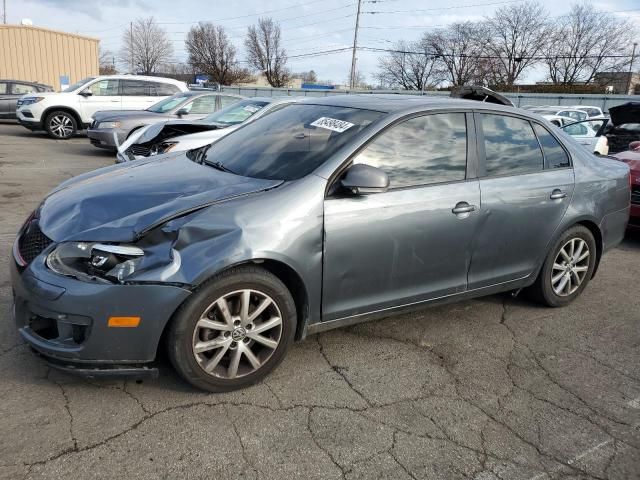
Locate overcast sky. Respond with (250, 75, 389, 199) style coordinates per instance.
(9, 0, 640, 85)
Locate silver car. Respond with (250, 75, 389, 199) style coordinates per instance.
(11, 95, 630, 392)
(87, 91, 244, 150)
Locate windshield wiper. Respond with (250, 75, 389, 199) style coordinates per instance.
(204, 159, 236, 175)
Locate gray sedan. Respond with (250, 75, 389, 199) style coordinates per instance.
(11, 96, 630, 392)
(87, 91, 244, 150)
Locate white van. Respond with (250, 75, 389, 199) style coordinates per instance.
(16, 75, 188, 139)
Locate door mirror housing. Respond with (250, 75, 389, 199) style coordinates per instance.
(176, 108, 189, 117)
(340, 164, 389, 195)
(79, 89, 92, 97)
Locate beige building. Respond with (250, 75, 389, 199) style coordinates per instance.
(594, 71, 640, 95)
(0, 24, 99, 90)
(236, 73, 303, 89)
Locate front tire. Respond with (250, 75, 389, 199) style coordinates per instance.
(530, 225, 597, 307)
(45, 110, 77, 139)
(167, 266, 296, 392)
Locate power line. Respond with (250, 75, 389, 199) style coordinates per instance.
(363, 0, 525, 14)
(358, 45, 639, 61)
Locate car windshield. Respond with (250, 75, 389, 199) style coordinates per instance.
(147, 94, 191, 113)
(202, 99, 270, 126)
(62, 77, 95, 93)
(203, 104, 382, 181)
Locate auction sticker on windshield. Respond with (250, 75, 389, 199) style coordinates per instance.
(243, 105, 261, 113)
(310, 117, 355, 133)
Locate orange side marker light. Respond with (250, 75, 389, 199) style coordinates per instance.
(108, 316, 141, 328)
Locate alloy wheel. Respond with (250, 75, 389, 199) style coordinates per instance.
(50, 114, 74, 138)
(551, 238, 590, 297)
(191, 289, 283, 379)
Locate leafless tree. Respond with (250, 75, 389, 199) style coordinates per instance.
(376, 40, 445, 90)
(299, 70, 318, 84)
(544, 3, 637, 85)
(185, 22, 251, 85)
(99, 47, 116, 75)
(245, 18, 289, 87)
(422, 22, 488, 86)
(484, 1, 551, 87)
(119, 17, 173, 74)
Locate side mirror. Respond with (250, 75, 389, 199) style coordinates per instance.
(176, 108, 189, 117)
(340, 164, 389, 195)
(79, 89, 92, 97)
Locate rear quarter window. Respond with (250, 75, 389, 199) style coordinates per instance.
(155, 83, 180, 96)
(533, 124, 571, 169)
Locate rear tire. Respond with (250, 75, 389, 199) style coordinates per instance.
(167, 266, 296, 392)
(530, 225, 597, 307)
(45, 110, 77, 139)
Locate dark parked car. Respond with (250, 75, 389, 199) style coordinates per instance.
(604, 102, 640, 154)
(0, 80, 52, 119)
(11, 96, 630, 392)
(87, 91, 244, 150)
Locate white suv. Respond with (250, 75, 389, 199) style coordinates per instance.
(16, 75, 188, 139)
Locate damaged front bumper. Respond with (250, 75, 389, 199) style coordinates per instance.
(10, 247, 192, 376)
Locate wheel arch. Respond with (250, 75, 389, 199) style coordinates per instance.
(575, 219, 603, 278)
(529, 216, 604, 288)
(41, 106, 82, 129)
(157, 257, 311, 360)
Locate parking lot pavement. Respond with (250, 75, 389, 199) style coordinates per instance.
(0, 121, 638, 479)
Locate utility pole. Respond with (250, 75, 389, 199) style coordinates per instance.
(3, 0, 6, 24)
(627, 42, 638, 95)
(130, 21, 134, 74)
(349, 0, 362, 90)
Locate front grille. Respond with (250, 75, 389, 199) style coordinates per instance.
(18, 220, 53, 264)
(632, 186, 640, 205)
(125, 144, 151, 157)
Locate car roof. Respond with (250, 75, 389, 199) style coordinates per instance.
(0, 79, 49, 86)
(96, 75, 185, 86)
(178, 91, 241, 98)
(293, 94, 520, 114)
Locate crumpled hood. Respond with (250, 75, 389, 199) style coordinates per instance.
(174, 125, 240, 142)
(92, 110, 166, 122)
(39, 155, 283, 242)
(135, 120, 222, 145)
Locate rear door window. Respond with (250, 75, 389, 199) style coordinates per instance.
(481, 114, 544, 176)
(121, 80, 150, 96)
(533, 124, 571, 169)
(154, 82, 180, 96)
(12, 83, 37, 95)
(0, 83, 7, 94)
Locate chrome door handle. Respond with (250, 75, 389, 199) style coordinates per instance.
(550, 189, 567, 200)
(452, 202, 476, 215)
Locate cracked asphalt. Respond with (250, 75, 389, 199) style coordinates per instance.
(1, 122, 639, 480)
